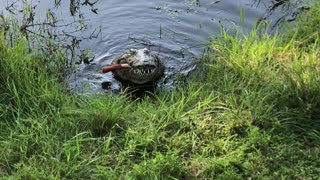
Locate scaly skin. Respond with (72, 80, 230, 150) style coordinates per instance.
(102, 48, 165, 84)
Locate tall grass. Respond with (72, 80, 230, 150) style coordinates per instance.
(1, 1, 320, 179)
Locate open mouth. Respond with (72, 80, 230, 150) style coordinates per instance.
(102, 64, 156, 76)
(131, 67, 155, 75)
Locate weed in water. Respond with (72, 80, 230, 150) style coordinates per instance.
(1, 1, 320, 179)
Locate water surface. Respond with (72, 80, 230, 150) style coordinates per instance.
(0, 0, 285, 94)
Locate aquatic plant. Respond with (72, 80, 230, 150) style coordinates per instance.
(0, 0, 320, 179)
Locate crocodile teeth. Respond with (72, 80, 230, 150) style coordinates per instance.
(134, 69, 140, 74)
(133, 68, 155, 75)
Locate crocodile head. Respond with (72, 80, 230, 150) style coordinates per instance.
(102, 48, 165, 84)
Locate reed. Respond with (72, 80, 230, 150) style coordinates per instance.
(1, 1, 320, 179)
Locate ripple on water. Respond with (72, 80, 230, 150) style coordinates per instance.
(0, 0, 282, 94)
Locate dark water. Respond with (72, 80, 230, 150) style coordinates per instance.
(0, 0, 288, 94)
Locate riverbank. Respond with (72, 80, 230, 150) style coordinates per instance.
(1, 1, 319, 179)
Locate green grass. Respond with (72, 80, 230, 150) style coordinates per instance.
(1, 2, 320, 179)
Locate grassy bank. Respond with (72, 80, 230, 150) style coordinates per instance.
(1, 2, 320, 179)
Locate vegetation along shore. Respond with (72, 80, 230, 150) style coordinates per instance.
(0, 1, 319, 179)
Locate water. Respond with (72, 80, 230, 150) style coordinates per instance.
(0, 0, 287, 94)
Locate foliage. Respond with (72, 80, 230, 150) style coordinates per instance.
(1, 1, 320, 179)
(3, 0, 99, 71)
(285, 1, 320, 47)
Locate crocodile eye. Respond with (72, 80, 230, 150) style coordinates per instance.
(143, 48, 149, 54)
(129, 48, 137, 55)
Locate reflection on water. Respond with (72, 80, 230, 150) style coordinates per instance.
(0, 0, 299, 94)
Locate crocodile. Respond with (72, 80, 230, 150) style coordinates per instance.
(102, 48, 165, 84)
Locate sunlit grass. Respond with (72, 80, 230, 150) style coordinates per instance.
(1, 1, 320, 179)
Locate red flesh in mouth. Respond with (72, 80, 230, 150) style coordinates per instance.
(102, 64, 130, 73)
